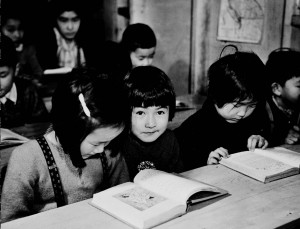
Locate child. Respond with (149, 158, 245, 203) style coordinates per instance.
(175, 48, 269, 171)
(1, 67, 130, 222)
(121, 23, 157, 69)
(1, 7, 43, 78)
(35, 0, 100, 71)
(122, 66, 183, 180)
(265, 48, 300, 145)
(0, 34, 49, 128)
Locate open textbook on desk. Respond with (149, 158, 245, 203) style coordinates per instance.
(91, 169, 227, 229)
(220, 147, 300, 183)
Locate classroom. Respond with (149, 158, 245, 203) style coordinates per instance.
(1, 0, 300, 228)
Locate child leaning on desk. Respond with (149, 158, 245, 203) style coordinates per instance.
(1, 67, 131, 223)
(265, 48, 300, 146)
(174, 46, 270, 171)
(122, 66, 184, 181)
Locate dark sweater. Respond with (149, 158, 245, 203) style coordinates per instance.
(1, 78, 50, 128)
(266, 97, 300, 146)
(123, 129, 184, 181)
(174, 99, 270, 171)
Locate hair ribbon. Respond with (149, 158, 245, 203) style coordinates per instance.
(78, 93, 91, 117)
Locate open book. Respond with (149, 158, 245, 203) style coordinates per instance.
(91, 169, 227, 229)
(219, 147, 300, 183)
(0, 128, 29, 147)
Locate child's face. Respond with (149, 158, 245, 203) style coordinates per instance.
(280, 76, 300, 108)
(0, 66, 14, 98)
(57, 11, 81, 41)
(131, 106, 169, 143)
(215, 99, 257, 123)
(130, 47, 155, 68)
(2, 18, 24, 47)
(80, 125, 124, 159)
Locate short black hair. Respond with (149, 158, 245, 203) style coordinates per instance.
(207, 50, 267, 108)
(121, 23, 157, 52)
(51, 67, 130, 168)
(124, 66, 176, 121)
(0, 34, 18, 68)
(266, 48, 300, 86)
(50, 0, 83, 19)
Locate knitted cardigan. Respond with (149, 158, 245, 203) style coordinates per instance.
(1, 136, 130, 223)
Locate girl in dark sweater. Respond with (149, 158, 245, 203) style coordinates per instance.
(175, 47, 270, 171)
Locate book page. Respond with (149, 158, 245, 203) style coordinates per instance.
(115, 186, 167, 211)
(255, 148, 300, 168)
(43, 67, 72, 75)
(220, 151, 297, 182)
(0, 128, 29, 146)
(134, 169, 221, 205)
(91, 182, 186, 229)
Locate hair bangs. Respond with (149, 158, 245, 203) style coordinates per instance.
(130, 87, 171, 109)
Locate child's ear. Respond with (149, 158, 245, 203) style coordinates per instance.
(271, 82, 282, 96)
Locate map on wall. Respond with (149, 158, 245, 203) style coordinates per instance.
(217, 0, 265, 43)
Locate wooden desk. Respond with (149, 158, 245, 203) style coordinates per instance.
(2, 162, 300, 229)
(168, 94, 205, 130)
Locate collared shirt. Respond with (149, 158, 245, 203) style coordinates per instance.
(272, 96, 294, 118)
(0, 83, 17, 105)
(54, 28, 85, 68)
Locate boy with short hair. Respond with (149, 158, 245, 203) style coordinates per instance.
(0, 34, 49, 128)
(121, 23, 157, 69)
(123, 66, 183, 180)
(265, 48, 300, 145)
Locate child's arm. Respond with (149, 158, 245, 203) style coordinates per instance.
(285, 125, 300, 145)
(207, 147, 229, 165)
(247, 135, 268, 151)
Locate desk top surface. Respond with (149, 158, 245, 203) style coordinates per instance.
(2, 162, 300, 229)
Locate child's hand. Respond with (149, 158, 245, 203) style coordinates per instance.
(207, 147, 229, 165)
(285, 125, 300, 145)
(247, 135, 268, 151)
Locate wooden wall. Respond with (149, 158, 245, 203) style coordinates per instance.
(130, 0, 192, 96)
(105, 0, 300, 96)
(192, 0, 287, 94)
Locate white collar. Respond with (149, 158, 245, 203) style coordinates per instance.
(0, 83, 17, 104)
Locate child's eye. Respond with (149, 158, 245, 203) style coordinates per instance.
(157, 110, 165, 115)
(0, 72, 8, 78)
(58, 17, 68, 23)
(233, 104, 241, 108)
(72, 17, 80, 23)
(136, 111, 145, 116)
(248, 104, 257, 108)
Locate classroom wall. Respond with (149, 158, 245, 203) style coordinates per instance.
(130, 0, 192, 96)
(106, 0, 300, 96)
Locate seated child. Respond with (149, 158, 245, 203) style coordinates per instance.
(1, 7, 43, 78)
(0, 34, 49, 128)
(175, 48, 269, 171)
(123, 66, 184, 180)
(35, 0, 99, 71)
(265, 48, 300, 145)
(1, 67, 130, 222)
(121, 23, 157, 69)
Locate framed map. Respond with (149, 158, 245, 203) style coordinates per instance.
(217, 0, 265, 43)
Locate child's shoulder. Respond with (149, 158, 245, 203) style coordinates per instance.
(9, 139, 44, 165)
